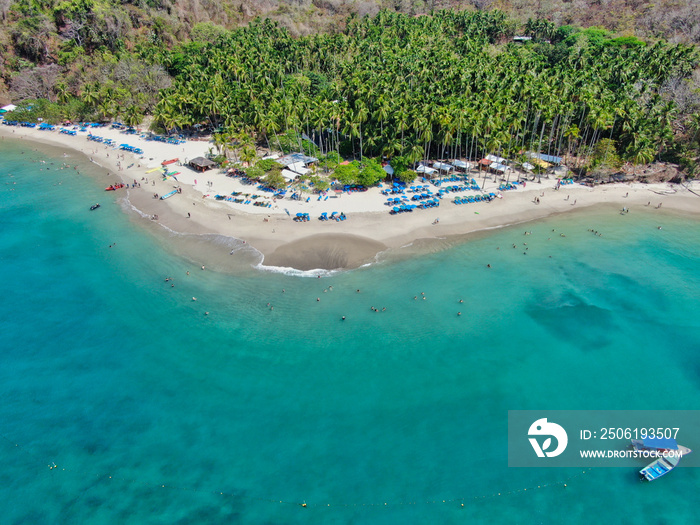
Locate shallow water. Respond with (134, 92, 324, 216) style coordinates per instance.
(1, 140, 699, 524)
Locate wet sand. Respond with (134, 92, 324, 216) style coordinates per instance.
(263, 233, 387, 270)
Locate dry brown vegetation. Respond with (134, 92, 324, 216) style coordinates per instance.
(162, 0, 700, 42)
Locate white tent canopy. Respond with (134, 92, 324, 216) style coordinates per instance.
(383, 164, 394, 175)
(486, 154, 507, 164)
(415, 165, 437, 175)
(489, 162, 510, 173)
(432, 162, 453, 172)
(527, 152, 562, 164)
(522, 162, 535, 171)
(281, 169, 298, 181)
(451, 160, 472, 169)
(1, 104, 17, 112)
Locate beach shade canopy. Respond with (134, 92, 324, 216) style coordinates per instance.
(451, 160, 472, 169)
(383, 164, 395, 176)
(527, 152, 562, 165)
(189, 156, 217, 172)
(1, 104, 17, 112)
(281, 169, 298, 181)
(489, 162, 510, 173)
(485, 154, 508, 164)
(522, 162, 536, 171)
(415, 165, 437, 175)
(478, 158, 492, 166)
(432, 162, 453, 172)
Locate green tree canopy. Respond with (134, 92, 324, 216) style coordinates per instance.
(333, 163, 360, 184)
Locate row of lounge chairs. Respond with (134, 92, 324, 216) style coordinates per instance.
(389, 198, 440, 214)
(437, 184, 480, 196)
(147, 134, 185, 145)
(2, 120, 102, 129)
(319, 212, 347, 221)
(119, 144, 144, 155)
(411, 193, 434, 201)
(432, 175, 471, 185)
(2, 120, 41, 128)
(498, 182, 522, 191)
(453, 193, 496, 205)
(87, 134, 115, 145)
(380, 181, 407, 196)
(214, 194, 273, 207)
(294, 213, 311, 222)
(407, 184, 432, 193)
(341, 185, 367, 193)
(256, 185, 286, 198)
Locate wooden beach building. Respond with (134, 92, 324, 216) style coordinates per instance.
(189, 157, 217, 172)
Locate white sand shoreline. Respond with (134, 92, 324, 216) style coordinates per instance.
(3, 124, 699, 271)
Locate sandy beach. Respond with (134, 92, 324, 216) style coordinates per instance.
(2, 124, 699, 271)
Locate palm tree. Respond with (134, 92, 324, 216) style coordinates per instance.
(240, 145, 257, 166)
(123, 106, 143, 128)
(54, 83, 70, 105)
(81, 83, 99, 109)
(630, 145, 655, 175)
(137, 9, 693, 177)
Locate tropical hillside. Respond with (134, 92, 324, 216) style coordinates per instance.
(1, 5, 699, 178)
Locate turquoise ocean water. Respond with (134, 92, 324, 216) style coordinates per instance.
(1, 139, 699, 524)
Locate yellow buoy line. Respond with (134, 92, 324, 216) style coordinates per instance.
(3, 433, 588, 508)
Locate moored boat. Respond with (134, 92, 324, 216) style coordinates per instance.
(631, 438, 692, 481)
(161, 158, 179, 166)
(105, 183, 125, 191)
(90, 203, 100, 210)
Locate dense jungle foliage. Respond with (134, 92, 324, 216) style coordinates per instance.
(1, 4, 699, 175)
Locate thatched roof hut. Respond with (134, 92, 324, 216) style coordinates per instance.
(189, 157, 217, 172)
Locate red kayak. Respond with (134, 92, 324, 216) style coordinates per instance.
(161, 158, 179, 166)
(105, 183, 125, 191)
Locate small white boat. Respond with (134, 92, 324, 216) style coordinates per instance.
(631, 438, 692, 481)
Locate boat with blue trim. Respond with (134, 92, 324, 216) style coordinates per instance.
(631, 438, 691, 481)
